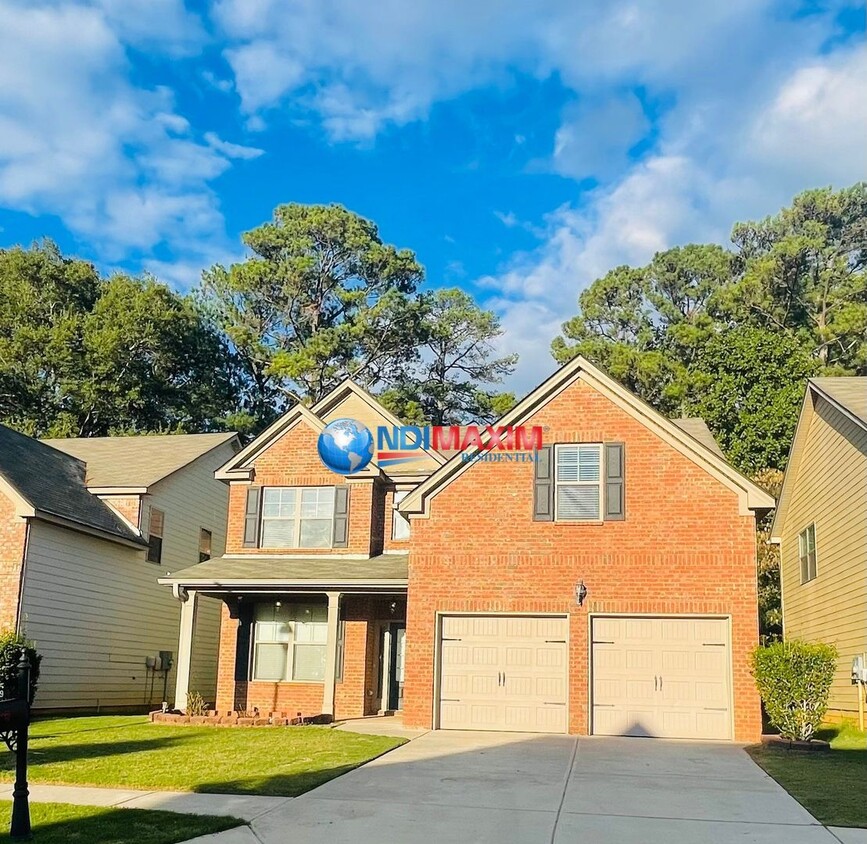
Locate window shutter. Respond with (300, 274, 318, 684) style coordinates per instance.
(234, 602, 254, 682)
(332, 486, 350, 548)
(533, 446, 554, 521)
(604, 442, 625, 521)
(243, 487, 262, 548)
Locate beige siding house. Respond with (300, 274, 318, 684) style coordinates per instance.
(772, 377, 867, 717)
(0, 426, 238, 711)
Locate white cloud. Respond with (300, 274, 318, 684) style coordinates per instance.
(94, 0, 207, 56)
(0, 0, 258, 260)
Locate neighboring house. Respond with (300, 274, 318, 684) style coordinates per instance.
(771, 377, 867, 719)
(163, 358, 773, 741)
(0, 426, 238, 710)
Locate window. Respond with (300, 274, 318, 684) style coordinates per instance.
(555, 444, 602, 521)
(199, 528, 212, 563)
(392, 490, 410, 540)
(799, 524, 817, 583)
(253, 603, 328, 682)
(261, 487, 335, 548)
(146, 507, 164, 564)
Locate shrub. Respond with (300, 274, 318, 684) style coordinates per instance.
(752, 640, 838, 741)
(186, 690, 208, 716)
(0, 629, 42, 705)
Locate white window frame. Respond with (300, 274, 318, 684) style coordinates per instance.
(798, 523, 818, 584)
(392, 490, 411, 541)
(252, 602, 329, 682)
(260, 487, 336, 549)
(554, 443, 603, 522)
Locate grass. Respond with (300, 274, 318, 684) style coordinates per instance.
(0, 716, 404, 797)
(0, 801, 242, 844)
(747, 721, 867, 828)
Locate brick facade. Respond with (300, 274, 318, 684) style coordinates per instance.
(0, 490, 27, 628)
(402, 379, 762, 741)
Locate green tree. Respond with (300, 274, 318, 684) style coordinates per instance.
(379, 288, 517, 425)
(199, 204, 424, 426)
(752, 468, 784, 643)
(685, 326, 819, 473)
(0, 241, 238, 437)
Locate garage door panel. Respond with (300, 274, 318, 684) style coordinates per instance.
(438, 615, 568, 733)
(592, 616, 732, 741)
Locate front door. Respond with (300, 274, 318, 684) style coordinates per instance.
(380, 622, 406, 711)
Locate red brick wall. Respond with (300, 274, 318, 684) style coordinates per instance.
(225, 423, 377, 556)
(0, 491, 27, 628)
(402, 379, 762, 741)
(99, 495, 142, 530)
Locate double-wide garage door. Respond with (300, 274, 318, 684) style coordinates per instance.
(437, 613, 732, 740)
(438, 615, 568, 733)
(591, 616, 732, 740)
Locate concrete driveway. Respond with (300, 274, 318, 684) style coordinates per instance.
(245, 731, 842, 844)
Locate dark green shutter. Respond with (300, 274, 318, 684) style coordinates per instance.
(604, 443, 625, 521)
(234, 602, 254, 682)
(533, 446, 554, 521)
(333, 486, 349, 547)
(243, 486, 261, 548)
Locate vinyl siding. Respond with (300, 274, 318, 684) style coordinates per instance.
(19, 440, 235, 710)
(780, 395, 867, 713)
(142, 440, 237, 704)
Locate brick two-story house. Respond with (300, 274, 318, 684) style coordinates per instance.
(163, 357, 773, 740)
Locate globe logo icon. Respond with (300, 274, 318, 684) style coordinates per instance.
(317, 418, 375, 475)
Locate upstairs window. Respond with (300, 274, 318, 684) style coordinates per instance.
(199, 528, 212, 563)
(392, 490, 410, 540)
(147, 507, 165, 564)
(252, 603, 328, 682)
(555, 444, 602, 521)
(259, 487, 340, 549)
(799, 524, 817, 583)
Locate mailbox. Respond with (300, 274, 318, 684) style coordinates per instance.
(0, 699, 28, 732)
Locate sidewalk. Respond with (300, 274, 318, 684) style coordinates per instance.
(0, 782, 290, 822)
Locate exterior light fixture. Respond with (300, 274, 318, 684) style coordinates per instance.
(575, 581, 588, 607)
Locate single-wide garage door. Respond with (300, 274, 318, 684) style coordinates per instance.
(592, 616, 732, 740)
(438, 615, 568, 733)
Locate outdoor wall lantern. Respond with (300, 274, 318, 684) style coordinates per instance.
(575, 581, 588, 607)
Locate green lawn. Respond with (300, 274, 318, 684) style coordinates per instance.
(747, 722, 867, 828)
(0, 716, 404, 796)
(0, 801, 242, 844)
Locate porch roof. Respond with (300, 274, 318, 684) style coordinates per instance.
(159, 552, 408, 591)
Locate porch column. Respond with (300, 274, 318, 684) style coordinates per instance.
(173, 589, 198, 711)
(321, 591, 342, 719)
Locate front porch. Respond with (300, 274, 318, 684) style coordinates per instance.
(161, 554, 409, 724)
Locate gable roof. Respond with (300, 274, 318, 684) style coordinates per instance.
(672, 418, 726, 458)
(0, 424, 146, 547)
(41, 432, 238, 490)
(399, 355, 775, 518)
(771, 377, 867, 540)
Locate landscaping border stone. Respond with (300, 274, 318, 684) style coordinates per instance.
(149, 709, 333, 727)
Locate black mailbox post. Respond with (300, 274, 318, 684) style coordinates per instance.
(0, 654, 32, 840)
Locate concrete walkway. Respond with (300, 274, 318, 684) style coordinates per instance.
(0, 782, 289, 821)
(188, 732, 862, 843)
(332, 713, 429, 740)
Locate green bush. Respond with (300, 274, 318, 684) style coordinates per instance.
(0, 629, 42, 704)
(752, 640, 838, 741)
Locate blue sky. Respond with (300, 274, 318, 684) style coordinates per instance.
(0, 1, 864, 391)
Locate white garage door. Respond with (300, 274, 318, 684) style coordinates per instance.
(592, 616, 732, 740)
(438, 615, 568, 733)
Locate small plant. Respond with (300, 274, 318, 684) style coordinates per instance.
(186, 690, 208, 716)
(0, 628, 42, 704)
(752, 640, 838, 741)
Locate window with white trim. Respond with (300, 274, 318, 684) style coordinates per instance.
(798, 523, 817, 583)
(252, 603, 328, 682)
(554, 444, 602, 521)
(392, 490, 410, 540)
(261, 487, 335, 548)
(147, 507, 165, 564)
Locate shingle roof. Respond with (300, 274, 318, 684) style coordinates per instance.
(0, 424, 145, 545)
(810, 377, 867, 426)
(162, 553, 408, 586)
(672, 418, 726, 458)
(41, 432, 237, 489)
